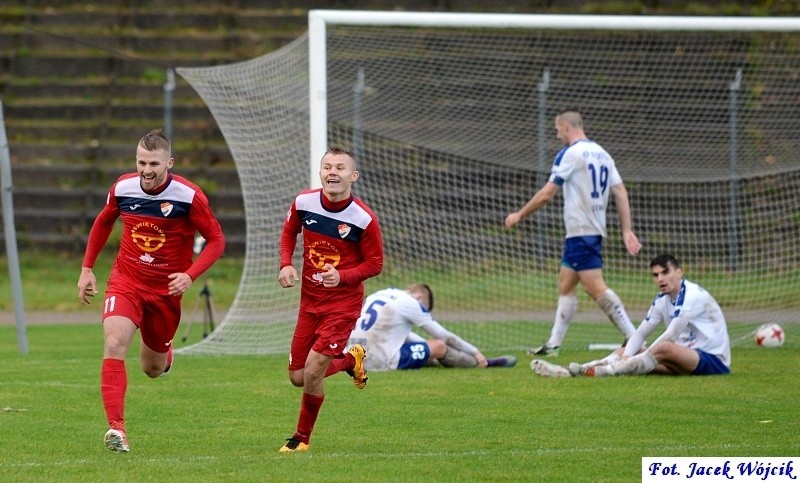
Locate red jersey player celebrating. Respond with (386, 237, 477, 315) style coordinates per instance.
(77, 129, 225, 453)
(278, 146, 384, 453)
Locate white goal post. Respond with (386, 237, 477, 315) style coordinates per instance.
(176, 11, 800, 355)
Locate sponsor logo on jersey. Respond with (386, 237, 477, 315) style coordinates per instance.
(139, 253, 155, 263)
(132, 221, 166, 252)
(305, 219, 318, 225)
(130, 203, 141, 211)
(308, 240, 341, 269)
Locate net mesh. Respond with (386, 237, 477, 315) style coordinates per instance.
(176, 23, 800, 355)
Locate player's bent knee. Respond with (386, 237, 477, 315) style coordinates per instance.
(142, 365, 163, 378)
(428, 339, 447, 359)
(288, 373, 304, 387)
(650, 341, 682, 360)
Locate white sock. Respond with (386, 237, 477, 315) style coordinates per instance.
(596, 289, 636, 339)
(605, 351, 658, 376)
(582, 352, 620, 372)
(438, 347, 478, 368)
(547, 295, 577, 347)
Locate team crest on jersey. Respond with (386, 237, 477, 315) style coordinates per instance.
(338, 223, 351, 238)
(160, 202, 173, 217)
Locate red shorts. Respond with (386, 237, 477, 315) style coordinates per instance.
(103, 275, 182, 353)
(288, 307, 360, 371)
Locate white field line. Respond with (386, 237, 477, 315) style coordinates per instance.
(0, 442, 785, 469)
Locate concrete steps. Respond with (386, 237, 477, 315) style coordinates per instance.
(0, 2, 304, 255)
(0, 2, 307, 165)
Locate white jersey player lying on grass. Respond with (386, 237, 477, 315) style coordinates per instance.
(532, 254, 731, 378)
(348, 284, 517, 371)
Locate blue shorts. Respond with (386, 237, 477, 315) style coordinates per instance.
(561, 236, 604, 272)
(397, 341, 431, 370)
(692, 350, 730, 375)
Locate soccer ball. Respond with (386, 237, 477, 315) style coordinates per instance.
(754, 323, 785, 348)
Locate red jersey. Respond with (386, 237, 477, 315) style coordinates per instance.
(82, 172, 225, 296)
(280, 189, 383, 312)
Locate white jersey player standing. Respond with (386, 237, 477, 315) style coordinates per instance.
(347, 284, 516, 371)
(504, 109, 641, 356)
(533, 254, 731, 378)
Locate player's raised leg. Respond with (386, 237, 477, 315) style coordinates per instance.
(346, 344, 368, 389)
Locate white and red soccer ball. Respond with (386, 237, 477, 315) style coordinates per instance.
(754, 323, 785, 348)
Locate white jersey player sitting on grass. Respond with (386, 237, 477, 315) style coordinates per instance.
(532, 254, 731, 378)
(348, 284, 517, 371)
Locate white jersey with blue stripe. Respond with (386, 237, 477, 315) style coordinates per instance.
(637, 279, 731, 367)
(549, 139, 622, 238)
(348, 288, 479, 371)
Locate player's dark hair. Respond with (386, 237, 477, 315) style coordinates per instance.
(139, 128, 171, 154)
(650, 254, 681, 270)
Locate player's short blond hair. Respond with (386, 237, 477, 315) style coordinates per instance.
(321, 145, 357, 168)
(555, 110, 583, 129)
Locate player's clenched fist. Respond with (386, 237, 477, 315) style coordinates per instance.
(320, 263, 340, 287)
(278, 265, 300, 288)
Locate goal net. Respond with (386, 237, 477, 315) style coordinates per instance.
(176, 12, 800, 355)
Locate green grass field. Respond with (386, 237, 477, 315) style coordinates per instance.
(1, 323, 797, 482)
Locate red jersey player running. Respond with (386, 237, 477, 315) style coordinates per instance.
(278, 146, 384, 453)
(77, 129, 225, 453)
